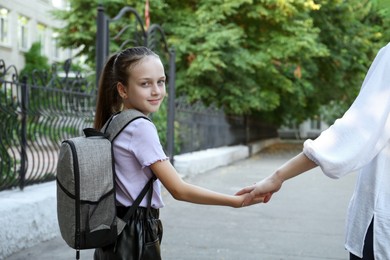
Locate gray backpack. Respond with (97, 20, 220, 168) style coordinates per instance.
(56, 109, 154, 259)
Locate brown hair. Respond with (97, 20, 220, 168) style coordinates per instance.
(94, 46, 159, 129)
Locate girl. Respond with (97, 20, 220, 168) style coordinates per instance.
(93, 46, 263, 260)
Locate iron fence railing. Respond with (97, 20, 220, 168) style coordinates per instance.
(175, 97, 277, 154)
(0, 59, 277, 191)
(0, 59, 95, 191)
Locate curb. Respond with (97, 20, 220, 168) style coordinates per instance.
(174, 138, 280, 177)
(0, 182, 59, 259)
(0, 138, 280, 259)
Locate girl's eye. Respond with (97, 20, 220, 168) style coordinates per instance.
(140, 80, 165, 87)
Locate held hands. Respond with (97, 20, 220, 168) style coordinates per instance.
(236, 174, 284, 206)
(235, 193, 265, 208)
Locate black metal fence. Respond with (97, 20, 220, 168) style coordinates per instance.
(0, 59, 277, 191)
(175, 97, 277, 154)
(0, 60, 95, 191)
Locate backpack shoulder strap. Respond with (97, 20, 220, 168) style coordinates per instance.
(103, 110, 156, 223)
(102, 109, 150, 142)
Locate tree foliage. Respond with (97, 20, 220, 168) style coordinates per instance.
(314, 0, 390, 124)
(20, 42, 50, 82)
(52, 0, 390, 126)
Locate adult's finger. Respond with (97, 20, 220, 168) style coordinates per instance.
(263, 193, 273, 203)
(235, 185, 255, 196)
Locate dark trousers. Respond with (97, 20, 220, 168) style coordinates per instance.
(350, 219, 374, 260)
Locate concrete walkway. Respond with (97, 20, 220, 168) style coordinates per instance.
(2, 140, 357, 259)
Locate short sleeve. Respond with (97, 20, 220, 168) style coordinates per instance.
(127, 118, 169, 167)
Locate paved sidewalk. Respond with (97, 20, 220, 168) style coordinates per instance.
(5, 142, 356, 260)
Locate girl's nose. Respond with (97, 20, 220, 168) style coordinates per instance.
(152, 83, 161, 95)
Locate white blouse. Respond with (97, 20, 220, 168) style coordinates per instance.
(303, 42, 390, 259)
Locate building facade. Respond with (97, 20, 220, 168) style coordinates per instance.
(0, 0, 71, 72)
(278, 117, 329, 140)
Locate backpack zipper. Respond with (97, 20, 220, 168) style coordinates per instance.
(65, 140, 81, 251)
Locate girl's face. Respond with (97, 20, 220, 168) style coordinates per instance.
(119, 56, 166, 115)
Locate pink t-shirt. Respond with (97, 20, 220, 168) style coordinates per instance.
(113, 117, 168, 209)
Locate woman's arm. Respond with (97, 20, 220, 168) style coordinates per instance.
(275, 152, 318, 181)
(150, 160, 264, 208)
(236, 152, 318, 204)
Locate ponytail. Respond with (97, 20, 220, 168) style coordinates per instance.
(94, 54, 121, 129)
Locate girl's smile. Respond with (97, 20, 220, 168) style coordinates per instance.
(148, 98, 162, 105)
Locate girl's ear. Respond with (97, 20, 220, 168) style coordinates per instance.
(117, 82, 128, 99)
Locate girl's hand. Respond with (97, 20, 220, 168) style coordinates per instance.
(236, 174, 283, 206)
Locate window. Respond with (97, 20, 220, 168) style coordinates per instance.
(310, 116, 321, 130)
(37, 23, 47, 55)
(52, 32, 60, 59)
(18, 15, 29, 50)
(0, 7, 9, 45)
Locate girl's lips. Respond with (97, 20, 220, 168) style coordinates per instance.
(148, 99, 161, 105)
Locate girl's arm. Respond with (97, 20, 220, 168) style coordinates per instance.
(150, 160, 263, 208)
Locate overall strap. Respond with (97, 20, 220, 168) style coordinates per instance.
(122, 176, 157, 222)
